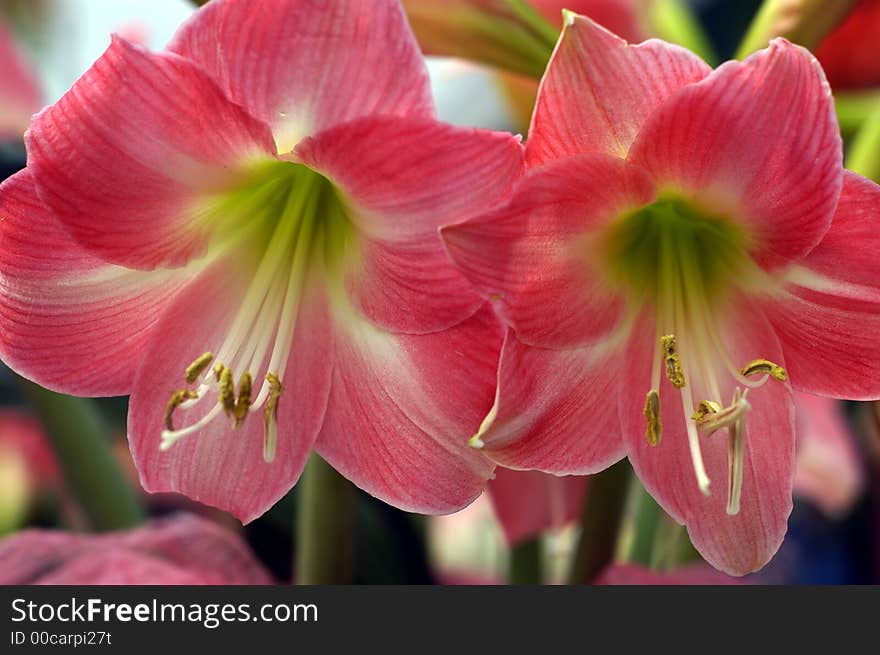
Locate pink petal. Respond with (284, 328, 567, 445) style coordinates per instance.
(0, 171, 188, 396)
(628, 39, 842, 270)
(474, 332, 626, 474)
(793, 392, 864, 518)
(295, 116, 524, 333)
(0, 21, 42, 139)
(316, 304, 502, 514)
(0, 409, 60, 491)
(0, 514, 272, 584)
(25, 35, 276, 270)
(621, 307, 795, 575)
(487, 468, 588, 545)
(443, 154, 655, 348)
(533, 0, 650, 41)
(764, 173, 880, 399)
(169, 0, 433, 152)
(527, 13, 710, 165)
(128, 261, 332, 524)
(595, 562, 744, 585)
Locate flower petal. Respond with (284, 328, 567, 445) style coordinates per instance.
(0, 171, 189, 396)
(621, 307, 795, 575)
(527, 13, 710, 165)
(487, 468, 587, 545)
(25, 36, 276, 270)
(474, 332, 626, 474)
(128, 260, 332, 524)
(764, 173, 880, 400)
(169, 0, 433, 152)
(315, 304, 501, 514)
(443, 154, 655, 348)
(295, 116, 524, 333)
(628, 39, 842, 270)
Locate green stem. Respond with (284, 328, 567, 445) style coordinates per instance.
(295, 454, 356, 584)
(508, 538, 543, 585)
(618, 476, 664, 566)
(846, 107, 880, 183)
(566, 460, 630, 584)
(19, 380, 145, 530)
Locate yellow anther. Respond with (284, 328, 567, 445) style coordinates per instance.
(217, 366, 235, 416)
(232, 372, 253, 429)
(164, 389, 198, 431)
(184, 352, 214, 384)
(691, 399, 722, 425)
(660, 334, 686, 388)
(740, 358, 787, 382)
(263, 373, 283, 463)
(643, 389, 662, 446)
(212, 362, 225, 381)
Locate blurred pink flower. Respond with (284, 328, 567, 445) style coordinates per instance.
(0, 20, 41, 139)
(0, 514, 272, 584)
(487, 468, 587, 544)
(814, 0, 880, 90)
(792, 392, 865, 517)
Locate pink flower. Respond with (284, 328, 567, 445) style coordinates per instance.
(0, 514, 272, 584)
(0, 0, 524, 521)
(792, 392, 865, 517)
(444, 14, 880, 574)
(487, 468, 587, 544)
(0, 20, 41, 139)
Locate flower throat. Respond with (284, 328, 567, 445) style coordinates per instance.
(602, 197, 787, 515)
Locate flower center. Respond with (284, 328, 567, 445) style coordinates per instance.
(159, 161, 351, 462)
(601, 197, 787, 514)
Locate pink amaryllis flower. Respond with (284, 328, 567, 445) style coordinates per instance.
(443, 13, 880, 574)
(0, 0, 523, 521)
(0, 514, 272, 584)
(0, 20, 41, 139)
(487, 468, 587, 544)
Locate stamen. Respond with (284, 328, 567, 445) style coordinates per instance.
(160, 403, 223, 450)
(679, 383, 711, 496)
(185, 352, 214, 384)
(263, 373, 283, 463)
(691, 399, 722, 424)
(217, 365, 236, 416)
(693, 389, 751, 436)
(660, 334, 686, 388)
(164, 389, 198, 431)
(643, 389, 662, 446)
(233, 372, 253, 429)
(726, 389, 747, 515)
(740, 358, 787, 382)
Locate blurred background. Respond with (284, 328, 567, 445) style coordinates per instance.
(1, 0, 879, 585)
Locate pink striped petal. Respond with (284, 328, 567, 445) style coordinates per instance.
(128, 261, 332, 524)
(621, 308, 795, 575)
(169, 0, 433, 152)
(316, 304, 501, 514)
(533, 0, 650, 41)
(487, 468, 587, 545)
(628, 39, 842, 270)
(443, 154, 654, 348)
(473, 333, 626, 474)
(296, 116, 524, 333)
(0, 171, 188, 396)
(26, 36, 276, 270)
(0, 21, 41, 139)
(527, 13, 710, 165)
(764, 174, 880, 400)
